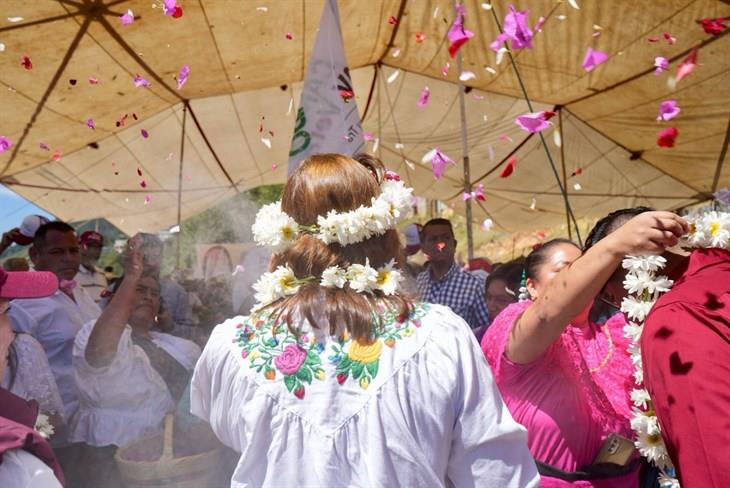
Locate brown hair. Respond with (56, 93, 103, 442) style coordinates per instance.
(264, 153, 412, 343)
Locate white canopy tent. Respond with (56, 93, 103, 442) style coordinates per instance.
(1, 0, 728, 236)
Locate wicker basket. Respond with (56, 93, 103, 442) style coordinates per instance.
(115, 414, 224, 488)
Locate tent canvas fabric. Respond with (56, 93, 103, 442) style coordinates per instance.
(0, 0, 728, 235)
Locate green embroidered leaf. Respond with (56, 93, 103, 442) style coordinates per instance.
(351, 361, 365, 379)
(336, 356, 352, 371)
(366, 360, 379, 378)
(296, 367, 313, 384)
(284, 374, 296, 392)
(307, 351, 322, 365)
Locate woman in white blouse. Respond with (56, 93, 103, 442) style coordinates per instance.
(192, 154, 539, 487)
(70, 237, 200, 487)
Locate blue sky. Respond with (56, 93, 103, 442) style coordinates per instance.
(0, 185, 54, 232)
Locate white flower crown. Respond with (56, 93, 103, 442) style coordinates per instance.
(621, 210, 728, 488)
(252, 259, 403, 310)
(252, 176, 414, 252)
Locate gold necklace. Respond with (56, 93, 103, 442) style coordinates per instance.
(589, 323, 614, 374)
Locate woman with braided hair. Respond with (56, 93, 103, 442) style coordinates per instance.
(190, 154, 539, 487)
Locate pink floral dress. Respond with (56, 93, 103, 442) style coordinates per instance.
(481, 301, 637, 487)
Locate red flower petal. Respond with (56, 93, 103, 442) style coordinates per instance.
(657, 127, 679, 148)
(499, 156, 518, 178)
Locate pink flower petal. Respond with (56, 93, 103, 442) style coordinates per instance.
(447, 4, 474, 58)
(429, 148, 455, 179)
(141, 129, 149, 138)
(162, 0, 177, 16)
(120, 9, 134, 25)
(39, 142, 50, 151)
(88, 76, 99, 84)
(653, 56, 668, 75)
(0, 136, 12, 153)
(144, 194, 152, 205)
(417, 86, 430, 107)
(140, 180, 147, 188)
(491, 4, 534, 52)
(441, 63, 450, 76)
(663, 32, 676, 44)
(675, 47, 698, 83)
(581, 47, 608, 72)
(363, 132, 375, 142)
(133, 74, 150, 88)
(515, 111, 555, 133)
(86, 118, 95, 130)
(656, 100, 680, 121)
(52, 150, 61, 162)
(177, 64, 190, 90)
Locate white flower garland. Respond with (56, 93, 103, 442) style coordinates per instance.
(621, 210, 729, 488)
(34, 413, 55, 439)
(252, 178, 414, 252)
(252, 259, 403, 310)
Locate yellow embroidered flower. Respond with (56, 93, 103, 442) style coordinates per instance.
(250, 350, 262, 360)
(359, 377, 370, 389)
(348, 339, 382, 364)
(402, 328, 414, 337)
(315, 369, 326, 380)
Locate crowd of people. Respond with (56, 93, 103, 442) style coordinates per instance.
(0, 153, 727, 488)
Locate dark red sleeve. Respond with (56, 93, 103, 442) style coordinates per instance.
(641, 303, 730, 487)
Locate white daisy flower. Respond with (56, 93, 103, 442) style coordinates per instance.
(623, 270, 654, 295)
(657, 471, 680, 488)
(34, 413, 55, 439)
(321, 266, 347, 288)
(635, 429, 672, 469)
(252, 265, 300, 306)
(620, 296, 655, 322)
(252, 202, 299, 252)
(346, 260, 379, 293)
(623, 321, 644, 343)
(702, 211, 730, 249)
(630, 388, 651, 409)
(647, 274, 673, 294)
(375, 259, 402, 296)
(622, 255, 666, 274)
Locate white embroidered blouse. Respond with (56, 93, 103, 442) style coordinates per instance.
(191, 302, 539, 487)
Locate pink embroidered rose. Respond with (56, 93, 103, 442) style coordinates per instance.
(274, 344, 307, 375)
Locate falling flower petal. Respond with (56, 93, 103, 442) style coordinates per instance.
(487, 145, 495, 161)
(481, 218, 494, 232)
(20, 55, 32, 70)
(163, 0, 182, 18)
(52, 150, 61, 162)
(530, 197, 537, 210)
(256, 6, 268, 12)
(675, 47, 698, 83)
(144, 195, 152, 204)
(417, 86, 430, 107)
(404, 159, 415, 170)
(534, 16, 547, 32)
(498, 134, 513, 142)
(582, 47, 608, 72)
(394, 142, 404, 150)
(570, 167, 583, 177)
(141, 129, 149, 138)
(463, 183, 486, 201)
(654, 56, 669, 75)
(388, 15, 398, 25)
(261, 137, 272, 148)
(232, 265, 246, 276)
(39, 142, 50, 151)
(515, 111, 555, 133)
(285, 33, 293, 40)
(271, 163, 278, 171)
(657, 127, 679, 148)
(491, 4, 534, 52)
(500, 157, 518, 178)
(140, 180, 147, 188)
(133, 74, 150, 87)
(387, 69, 400, 84)
(425, 148, 455, 179)
(459, 71, 476, 81)
(485, 66, 497, 75)
(0, 43, 5, 52)
(136, 167, 143, 177)
(441, 63, 450, 76)
(700, 17, 726, 35)
(86, 118, 95, 130)
(481, 3, 492, 10)
(177, 64, 190, 90)
(120, 9, 134, 25)
(415, 32, 426, 43)
(568, 0, 580, 9)
(0, 136, 12, 152)
(573, 182, 582, 191)
(663, 32, 676, 44)
(447, 4, 475, 58)
(69, 79, 77, 86)
(553, 129, 562, 147)
(7, 17, 23, 23)
(657, 100, 680, 121)
(391, 47, 401, 58)
(495, 47, 508, 65)
(363, 132, 375, 142)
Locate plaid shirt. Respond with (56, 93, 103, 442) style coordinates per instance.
(416, 263, 489, 330)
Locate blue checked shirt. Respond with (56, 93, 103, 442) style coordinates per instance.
(416, 263, 489, 330)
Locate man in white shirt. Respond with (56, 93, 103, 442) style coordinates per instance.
(8, 221, 102, 484)
(74, 231, 108, 304)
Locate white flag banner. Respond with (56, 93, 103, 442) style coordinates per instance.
(287, 0, 365, 174)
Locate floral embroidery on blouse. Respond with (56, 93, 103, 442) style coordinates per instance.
(234, 303, 429, 399)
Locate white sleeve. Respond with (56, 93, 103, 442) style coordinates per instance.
(0, 449, 63, 488)
(8, 302, 38, 335)
(445, 318, 540, 488)
(12, 334, 66, 420)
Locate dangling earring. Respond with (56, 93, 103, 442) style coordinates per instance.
(518, 269, 530, 302)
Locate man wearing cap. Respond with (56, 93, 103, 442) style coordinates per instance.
(8, 222, 101, 454)
(0, 268, 64, 487)
(75, 231, 108, 304)
(0, 214, 50, 256)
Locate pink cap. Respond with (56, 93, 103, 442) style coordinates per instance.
(0, 269, 59, 299)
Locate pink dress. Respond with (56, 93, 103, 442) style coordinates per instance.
(481, 301, 637, 488)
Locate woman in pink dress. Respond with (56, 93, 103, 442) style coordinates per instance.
(481, 211, 688, 487)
